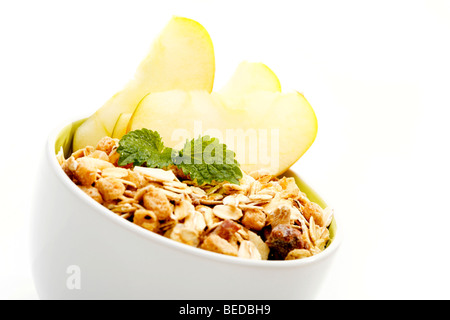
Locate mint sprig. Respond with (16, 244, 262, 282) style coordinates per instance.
(117, 129, 173, 168)
(173, 135, 243, 185)
(116, 129, 243, 185)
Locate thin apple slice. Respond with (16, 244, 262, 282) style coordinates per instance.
(73, 16, 215, 151)
(218, 61, 281, 110)
(111, 113, 132, 139)
(219, 61, 281, 96)
(72, 114, 109, 152)
(128, 90, 317, 176)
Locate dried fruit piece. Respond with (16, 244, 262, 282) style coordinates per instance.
(212, 219, 241, 244)
(266, 224, 310, 260)
(61, 136, 333, 261)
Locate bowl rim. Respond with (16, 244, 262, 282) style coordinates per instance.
(48, 116, 343, 269)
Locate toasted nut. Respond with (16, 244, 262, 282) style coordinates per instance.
(74, 158, 97, 186)
(133, 209, 159, 232)
(61, 156, 77, 179)
(302, 201, 325, 227)
(200, 234, 238, 257)
(96, 136, 118, 154)
(96, 177, 126, 201)
(125, 170, 147, 189)
(60, 135, 332, 261)
(142, 185, 173, 220)
(241, 208, 266, 231)
(78, 185, 103, 204)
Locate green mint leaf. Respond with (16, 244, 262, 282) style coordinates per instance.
(116, 129, 243, 185)
(117, 128, 174, 168)
(174, 135, 243, 185)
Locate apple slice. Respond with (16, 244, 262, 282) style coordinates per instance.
(73, 16, 215, 151)
(218, 61, 281, 110)
(111, 113, 132, 139)
(128, 90, 317, 176)
(219, 61, 281, 96)
(71, 114, 109, 153)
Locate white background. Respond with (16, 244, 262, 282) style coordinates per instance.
(1, 0, 450, 299)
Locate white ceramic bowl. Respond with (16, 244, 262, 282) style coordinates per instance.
(30, 118, 342, 300)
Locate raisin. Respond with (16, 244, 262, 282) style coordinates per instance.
(212, 219, 240, 242)
(266, 224, 309, 260)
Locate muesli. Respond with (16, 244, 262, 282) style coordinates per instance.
(58, 133, 333, 261)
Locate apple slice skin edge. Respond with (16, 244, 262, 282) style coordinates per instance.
(72, 16, 215, 151)
(127, 89, 318, 176)
(71, 16, 318, 178)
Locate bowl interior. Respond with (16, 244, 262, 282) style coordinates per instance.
(54, 118, 338, 248)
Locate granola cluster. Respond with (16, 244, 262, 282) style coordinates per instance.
(58, 137, 333, 261)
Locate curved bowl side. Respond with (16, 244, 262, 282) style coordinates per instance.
(29, 119, 342, 299)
